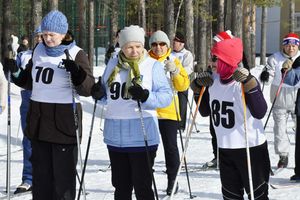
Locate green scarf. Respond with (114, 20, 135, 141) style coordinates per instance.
(108, 51, 144, 98)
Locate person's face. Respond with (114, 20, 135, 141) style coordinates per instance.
(35, 34, 43, 43)
(42, 31, 66, 47)
(122, 42, 144, 59)
(173, 40, 184, 51)
(151, 41, 168, 56)
(283, 44, 299, 57)
(22, 39, 29, 46)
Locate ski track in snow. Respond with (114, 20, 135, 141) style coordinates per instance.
(0, 64, 300, 199)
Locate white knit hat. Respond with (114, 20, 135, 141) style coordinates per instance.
(118, 25, 145, 48)
(149, 30, 170, 48)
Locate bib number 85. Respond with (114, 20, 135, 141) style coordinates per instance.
(211, 100, 235, 129)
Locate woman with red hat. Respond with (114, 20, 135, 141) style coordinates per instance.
(191, 36, 270, 199)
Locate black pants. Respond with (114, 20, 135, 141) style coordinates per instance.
(295, 116, 300, 175)
(31, 140, 78, 200)
(109, 150, 156, 200)
(219, 142, 270, 200)
(178, 90, 189, 131)
(159, 119, 180, 182)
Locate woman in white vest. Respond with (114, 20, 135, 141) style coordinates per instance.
(91, 25, 172, 200)
(5, 10, 94, 200)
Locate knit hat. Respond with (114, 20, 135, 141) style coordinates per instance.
(34, 25, 42, 35)
(149, 30, 170, 48)
(41, 10, 68, 34)
(213, 30, 234, 42)
(174, 32, 185, 43)
(118, 25, 145, 48)
(211, 37, 243, 67)
(282, 33, 300, 46)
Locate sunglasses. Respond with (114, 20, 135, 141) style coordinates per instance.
(151, 42, 167, 47)
(211, 55, 218, 62)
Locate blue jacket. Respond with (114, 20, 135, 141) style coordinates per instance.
(100, 52, 172, 150)
(283, 68, 300, 116)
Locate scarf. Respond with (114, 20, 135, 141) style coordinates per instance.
(44, 41, 75, 57)
(108, 51, 145, 98)
(148, 48, 171, 62)
(216, 59, 238, 80)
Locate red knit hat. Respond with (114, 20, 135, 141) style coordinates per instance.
(282, 33, 300, 46)
(213, 30, 234, 42)
(211, 37, 243, 67)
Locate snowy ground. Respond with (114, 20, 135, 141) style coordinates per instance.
(0, 63, 299, 199)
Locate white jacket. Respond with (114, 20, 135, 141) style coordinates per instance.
(0, 63, 7, 113)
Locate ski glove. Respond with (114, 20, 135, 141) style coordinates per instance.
(128, 84, 149, 103)
(233, 67, 257, 93)
(259, 68, 269, 83)
(281, 59, 293, 74)
(190, 71, 213, 94)
(4, 58, 18, 73)
(164, 60, 179, 75)
(62, 59, 86, 86)
(91, 77, 105, 100)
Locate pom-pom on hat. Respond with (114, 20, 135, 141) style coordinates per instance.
(149, 30, 170, 48)
(213, 30, 234, 42)
(41, 10, 68, 34)
(282, 33, 300, 46)
(174, 32, 185, 43)
(118, 25, 145, 48)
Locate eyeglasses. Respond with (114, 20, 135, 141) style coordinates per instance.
(211, 55, 218, 62)
(151, 42, 167, 47)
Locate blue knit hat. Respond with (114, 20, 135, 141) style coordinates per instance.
(41, 10, 68, 34)
(34, 25, 42, 35)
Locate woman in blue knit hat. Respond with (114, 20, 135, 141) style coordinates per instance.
(4, 10, 94, 200)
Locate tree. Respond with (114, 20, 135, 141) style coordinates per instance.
(260, 6, 267, 65)
(139, 0, 146, 31)
(48, 0, 58, 10)
(164, 0, 175, 40)
(289, 0, 295, 32)
(2, 0, 13, 62)
(231, 0, 243, 38)
(78, 0, 87, 51)
(217, 0, 225, 32)
(88, 0, 94, 66)
(185, 0, 194, 55)
(31, 0, 43, 48)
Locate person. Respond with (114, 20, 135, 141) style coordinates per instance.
(191, 36, 270, 199)
(104, 29, 121, 65)
(18, 35, 30, 51)
(148, 30, 190, 195)
(260, 33, 300, 168)
(279, 56, 300, 181)
(13, 26, 43, 194)
(91, 25, 172, 200)
(4, 10, 94, 200)
(171, 32, 194, 132)
(0, 62, 7, 114)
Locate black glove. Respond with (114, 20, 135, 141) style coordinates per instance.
(232, 67, 249, 82)
(128, 84, 149, 103)
(91, 77, 105, 100)
(62, 59, 86, 86)
(4, 58, 18, 73)
(259, 69, 269, 83)
(190, 71, 213, 94)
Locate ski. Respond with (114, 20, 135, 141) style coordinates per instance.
(270, 181, 300, 189)
(0, 191, 32, 199)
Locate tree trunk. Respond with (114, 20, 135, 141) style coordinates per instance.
(48, 0, 58, 10)
(2, 0, 13, 62)
(225, 0, 232, 31)
(31, 0, 42, 48)
(88, 0, 94, 67)
(196, 1, 207, 72)
(110, 0, 118, 45)
(78, 0, 87, 51)
(260, 6, 267, 65)
(185, 0, 194, 55)
(243, 2, 251, 67)
(139, 0, 146, 31)
(217, 0, 225, 32)
(164, 0, 175, 41)
(289, 0, 295, 32)
(250, 3, 256, 68)
(231, 0, 243, 38)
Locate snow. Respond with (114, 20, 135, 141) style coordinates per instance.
(0, 63, 299, 200)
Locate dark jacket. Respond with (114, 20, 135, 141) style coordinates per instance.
(11, 36, 94, 144)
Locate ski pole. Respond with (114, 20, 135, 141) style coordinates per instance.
(170, 86, 206, 199)
(241, 84, 254, 200)
(186, 94, 200, 133)
(77, 99, 97, 200)
(170, 73, 195, 198)
(64, 50, 86, 200)
(6, 51, 13, 200)
(132, 80, 159, 200)
(263, 70, 288, 130)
